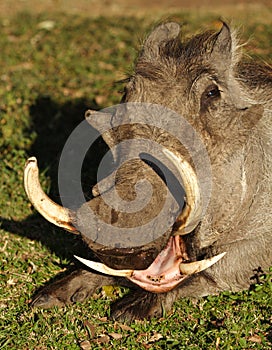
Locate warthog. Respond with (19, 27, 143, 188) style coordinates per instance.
(24, 22, 272, 321)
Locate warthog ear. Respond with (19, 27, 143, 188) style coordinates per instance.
(212, 23, 232, 56)
(209, 22, 238, 72)
(142, 22, 181, 59)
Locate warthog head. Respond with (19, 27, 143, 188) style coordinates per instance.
(24, 22, 267, 293)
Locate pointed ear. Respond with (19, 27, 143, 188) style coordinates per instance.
(211, 22, 233, 62)
(141, 22, 181, 59)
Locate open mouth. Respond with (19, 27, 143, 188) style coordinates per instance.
(24, 148, 225, 293)
(75, 236, 225, 293)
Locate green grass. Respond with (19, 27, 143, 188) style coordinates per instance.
(0, 9, 271, 349)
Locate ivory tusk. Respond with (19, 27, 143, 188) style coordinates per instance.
(74, 255, 133, 277)
(179, 252, 226, 275)
(24, 157, 78, 233)
(75, 252, 226, 279)
(163, 148, 202, 235)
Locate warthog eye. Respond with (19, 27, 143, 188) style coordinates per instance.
(200, 84, 221, 112)
(206, 85, 221, 99)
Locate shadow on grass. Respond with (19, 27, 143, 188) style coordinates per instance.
(28, 95, 109, 201)
(1, 94, 110, 262)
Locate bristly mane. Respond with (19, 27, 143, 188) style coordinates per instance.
(135, 26, 242, 81)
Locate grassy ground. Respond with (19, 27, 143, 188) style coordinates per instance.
(0, 8, 271, 350)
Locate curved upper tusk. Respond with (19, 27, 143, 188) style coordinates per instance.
(24, 157, 78, 233)
(163, 148, 203, 235)
(74, 255, 133, 277)
(179, 252, 226, 275)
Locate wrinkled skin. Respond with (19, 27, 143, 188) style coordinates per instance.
(31, 22, 272, 321)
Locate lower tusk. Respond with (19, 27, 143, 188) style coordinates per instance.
(74, 255, 134, 277)
(24, 157, 78, 233)
(179, 252, 226, 275)
(75, 252, 226, 279)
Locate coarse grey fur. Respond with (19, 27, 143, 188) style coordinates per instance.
(31, 22, 272, 321)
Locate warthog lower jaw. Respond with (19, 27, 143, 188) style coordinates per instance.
(75, 237, 226, 293)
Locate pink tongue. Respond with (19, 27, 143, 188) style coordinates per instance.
(127, 236, 189, 293)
